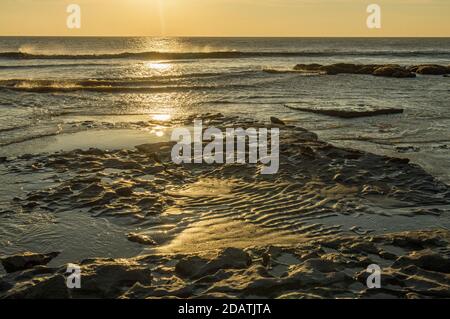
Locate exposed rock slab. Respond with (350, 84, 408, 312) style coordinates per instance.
(0, 252, 60, 273)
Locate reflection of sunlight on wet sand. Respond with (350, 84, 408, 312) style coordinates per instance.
(158, 178, 302, 255)
(157, 217, 300, 256)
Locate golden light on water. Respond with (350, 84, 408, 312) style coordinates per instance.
(148, 114, 172, 137)
(152, 114, 172, 122)
(147, 62, 172, 71)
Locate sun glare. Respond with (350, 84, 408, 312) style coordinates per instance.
(147, 62, 172, 71)
(152, 114, 172, 122)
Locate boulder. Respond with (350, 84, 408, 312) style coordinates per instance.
(4, 274, 69, 299)
(270, 117, 286, 125)
(372, 66, 416, 78)
(72, 259, 152, 298)
(0, 252, 60, 273)
(293, 63, 323, 71)
(175, 248, 252, 279)
(392, 250, 450, 273)
(127, 232, 157, 245)
(319, 63, 363, 75)
(409, 64, 449, 75)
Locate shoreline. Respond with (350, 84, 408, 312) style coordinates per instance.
(1, 113, 449, 298)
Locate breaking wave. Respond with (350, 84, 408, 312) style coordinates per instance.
(0, 50, 449, 60)
(0, 79, 252, 93)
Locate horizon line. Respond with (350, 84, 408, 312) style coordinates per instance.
(1, 35, 449, 38)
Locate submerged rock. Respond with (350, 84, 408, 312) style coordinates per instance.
(0, 252, 60, 273)
(372, 65, 416, 78)
(285, 104, 404, 118)
(127, 232, 157, 245)
(270, 117, 286, 125)
(408, 64, 449, 75)
(291, 63, 450, 78)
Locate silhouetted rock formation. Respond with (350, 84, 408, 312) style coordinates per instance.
(293, 63, 450, 78)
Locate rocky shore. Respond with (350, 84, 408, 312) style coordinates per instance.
(1, 230, 449, 299)
(292, 63, 450, 78)
(0, 113, 449, 299)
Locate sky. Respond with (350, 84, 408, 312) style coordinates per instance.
(0, 0, 449, 37)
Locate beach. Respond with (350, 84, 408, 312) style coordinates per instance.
(0, 37, 449, 298)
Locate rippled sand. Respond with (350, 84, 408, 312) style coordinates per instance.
(0, 113, 449, 298)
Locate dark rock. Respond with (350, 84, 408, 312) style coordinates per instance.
(135, 142, 177, 155)
(0, 252, 60, 273)
(320, 63, 364, 75)
(270, 117, 286, 125)
(79, 183, 105, 198)
(392, 251, 450, 273)
(409, 64, 449, 75)
(127, 232, 156, 245)
(115, 186, 133, 197)
(175, 256, 208, 278)
(293, 63, 323, 71)
(285, 104, 403, 119)
(4, 274, 69, 299)
(372, 66, 416, 78)
(175, 248, 251, 279)
(293, 63, 448, 78)
(72, 260, 152, 298)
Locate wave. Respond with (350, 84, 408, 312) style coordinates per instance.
(0, 79, 252, 93)
(1, 50, 449, 60)
(0, 63, 115, 69)
(262, 68, 324, 75)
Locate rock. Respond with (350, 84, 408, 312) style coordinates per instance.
(127, 232, 156, 245)
(293, 63, 323, 71)
(175, 256, 208, 278)
(79, 183, 105, 198)
(115, 186, 133, 197)
(292, 63, 448, 77)
(175, 248, 251, 279)
(4, 274, 69, 299)
(135, 142, 176, 154)
(270, 117, 286, 125)
(261, 252, 271, 267)
(0, 157, 7, 163)
(136, 197, 157, 209)
(72, 259, 152, 298)
(392, 250, 450, 273)
(372, 65, 416, 78)
(285, 105, 404, 119)
(320, 63, 364, 75)
(103, 158, 142, 170)
(409, 64, 449, 75)
(0, 252, 60, 273)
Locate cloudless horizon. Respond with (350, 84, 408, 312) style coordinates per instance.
(0, 0, 449, 37)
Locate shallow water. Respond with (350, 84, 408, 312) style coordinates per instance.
(1, 37, 449, 183)
(0, 38, 449, 273)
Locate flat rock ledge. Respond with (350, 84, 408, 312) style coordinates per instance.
(0, 252, 60, 274)
(293, 63, 450, 78)
(1, 230, 449, 299)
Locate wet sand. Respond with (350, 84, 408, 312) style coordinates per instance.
(0, 113, 449, 298)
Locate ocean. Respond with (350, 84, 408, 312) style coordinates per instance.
(0, 37, 449, 184)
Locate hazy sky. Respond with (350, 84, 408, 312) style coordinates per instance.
(1, 0, 449, 36)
